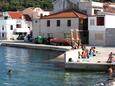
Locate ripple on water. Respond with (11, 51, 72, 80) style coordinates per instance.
(0, 47, 108, 86)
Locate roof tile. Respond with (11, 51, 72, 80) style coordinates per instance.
(8, 11, 23, 19)
(41, 9, 87, 19)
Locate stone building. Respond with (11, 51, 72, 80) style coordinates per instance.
(33, 9, 88, 44)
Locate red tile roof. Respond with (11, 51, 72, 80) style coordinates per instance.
(104, 6, 115, 13)
(8, 11, 32, 21)
(102, 2, 115, 5)
(41, 9, 87, 19)
(8, 11, 23, 19)
(0, 12, 3, 17)
(102, 2, 115, 13)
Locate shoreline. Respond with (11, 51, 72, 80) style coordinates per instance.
(0, 41, 70, 63)
(1, 41, 115, 71)
(0, 42, 71, 52)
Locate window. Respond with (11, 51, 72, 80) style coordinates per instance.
(2, 26, 4, 30)
(64, 33, 70, 39)
(97, 17, 104, 26)
(47, 33, 53, 38)
(14, 32, 19, 35)
(47, 20, 50, 27)
(94, 9, 101, 14)
(57, 20, 60, 26)
(35, 20, 38, 23)
(16, 24, 21, 28)
(40, 13, 43, 17)
(90, 19, 95, 26)
(67, 20, 71, 27)
(2, 33, 4, 38)
(94, 10, 100, 14)
(80, 19, 83, 24)
(4, 16, 8, 20)
(10, 25, 13, 30)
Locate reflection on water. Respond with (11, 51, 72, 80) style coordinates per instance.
(64, 72, 108, 86)
(0, 46, 109, 86)
(5, 47, 30, 66)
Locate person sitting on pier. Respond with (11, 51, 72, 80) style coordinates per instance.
(80, 45, 89, 59)
(81, 48, 88, 59)
(89, 47, 94, 58)
(78, 51, 81, 59)
(88, 46, 97, 58)
(92, 46, 96, 56)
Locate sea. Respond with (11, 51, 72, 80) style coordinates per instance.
(0, 46, 108, 86)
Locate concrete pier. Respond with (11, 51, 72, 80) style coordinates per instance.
(1, 42, 71, 51)
(64, 47, 115, 71)
(65, 62, 112, 71)
(0, 42, 71, 63)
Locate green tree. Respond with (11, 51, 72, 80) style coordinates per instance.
(93, 0, 113, 2)
(0, 0, 53, 11)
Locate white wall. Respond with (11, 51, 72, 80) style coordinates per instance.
(92, 2, 103, 7)
(105, 15, 115, 28)
(38, 11, 50, 16)
(89, 15, 115, 30)
(15, 20, 30, 33)
(88, 16, 105, 31)
(88, 15, 115, 46)
(88, 16, 105, 46)
(0, 19, 16, 40)
(89, 31, 105, 46)
(65, 49, 82, 63)
(0, 18, 31, 40)
(32, 19, 41, 38)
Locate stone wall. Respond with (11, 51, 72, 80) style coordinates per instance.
(106, 28, 115, 46)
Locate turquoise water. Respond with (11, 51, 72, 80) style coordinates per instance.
(0, 46, 108, 86)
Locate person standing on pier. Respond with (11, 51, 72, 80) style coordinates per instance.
(107, 52, 115, 63)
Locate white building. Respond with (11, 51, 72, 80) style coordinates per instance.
(23, 7, 51, 40)
(33, 9, 88, 44)
(0, 11, 32, 40)
(88, 14, 115, 46)
(22, 7, 50, 19)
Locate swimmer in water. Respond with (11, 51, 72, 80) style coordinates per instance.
(108, 66, 113, 80)
(8, 69, 12, 74)
(7, 69, 12, 79)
